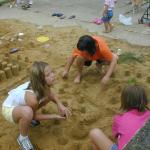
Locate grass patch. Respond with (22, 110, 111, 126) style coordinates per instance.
(119, 52, 143, 63)
(0, 0, 9, 5)
(127, 78, 137, 85)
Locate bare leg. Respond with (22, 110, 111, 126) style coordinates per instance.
(96, 62, 103, 73)
(96, 61, 110, 75)
(90, 128, 113, 150)
(103, 22, 109, 33)
(108, 22, 113, 32)
(74, 56, 85, 83)
(12, 106, 33, 136)
(10, 0, 15, 7)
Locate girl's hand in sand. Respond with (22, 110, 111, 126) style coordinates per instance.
(58, 103, 71, 119)
(50, 114, 66, 120)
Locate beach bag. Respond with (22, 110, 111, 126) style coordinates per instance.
(119, 14, 132, 25)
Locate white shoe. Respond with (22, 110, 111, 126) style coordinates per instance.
(9, 4, 13, 8)
(17, 137, 35, 150)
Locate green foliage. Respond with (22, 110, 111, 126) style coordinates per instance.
(119, 52, 143, 63)
(127, 78, 137, 85)
(0, 0, 9, 5)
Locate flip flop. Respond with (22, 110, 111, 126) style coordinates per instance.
(68, 15, 76, 19)
(30, 120, 40, 127)
(92, 18, 103, 25)
(57, 13, 64, 17)
(52, 13, 64, 17)
(52, 13, 58, 16)
(60, 15, 66, 19)
(10, 48, 20, 53)
(22, 4, 30, 10)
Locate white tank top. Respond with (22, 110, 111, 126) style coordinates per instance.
(2, 82, 33, 107)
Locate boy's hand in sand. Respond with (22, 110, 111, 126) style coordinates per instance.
(101, 75, 110, 85)
(58, 103, 71, 119)
(62, 70, 68, 79)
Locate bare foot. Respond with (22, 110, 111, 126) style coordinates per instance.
(102, 30, 110, 33)
(74, 75, 81, 83)
(110, 24, 114, 32)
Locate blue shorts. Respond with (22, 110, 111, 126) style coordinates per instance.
(110, 144, 118, 150)
(102, 10, 113, 22)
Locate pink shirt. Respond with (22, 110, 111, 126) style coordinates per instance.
(104, 0, 116, 9)
(112, 109, 150, 150)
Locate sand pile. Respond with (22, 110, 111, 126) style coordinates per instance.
(0, 20, 150, 150)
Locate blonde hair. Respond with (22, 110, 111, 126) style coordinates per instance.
(30, 61, 50, 101)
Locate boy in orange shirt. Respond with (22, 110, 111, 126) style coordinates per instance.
(62, 35, 118, 85)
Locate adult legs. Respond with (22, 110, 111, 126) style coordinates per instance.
(90, 128, 113, 150)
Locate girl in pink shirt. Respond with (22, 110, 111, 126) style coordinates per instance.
(90, 85, 150, 150)
(102, 0, 117, 33)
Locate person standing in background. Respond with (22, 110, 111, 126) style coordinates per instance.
(102, 0, 117, 33)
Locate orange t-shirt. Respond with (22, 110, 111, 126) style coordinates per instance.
(72, 36, 113, 61)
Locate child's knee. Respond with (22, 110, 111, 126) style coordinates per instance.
(23, 106, 33, 120)
(90, 128, 102, 139)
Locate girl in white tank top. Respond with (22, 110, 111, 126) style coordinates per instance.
(2, 61, 71, 150)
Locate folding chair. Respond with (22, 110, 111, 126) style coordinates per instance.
(138, 0, 150, 24)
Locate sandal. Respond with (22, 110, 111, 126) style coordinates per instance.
(92, 18, 103, 25)
(52, 13, 64, 17)
(22, 4, 30, 10)
(30, 120, 40, 127)
(68, 15, 76, 19)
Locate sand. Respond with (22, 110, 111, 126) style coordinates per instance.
(0, 20, 150, 150)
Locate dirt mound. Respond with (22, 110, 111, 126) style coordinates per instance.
(0, 20, 150, 150)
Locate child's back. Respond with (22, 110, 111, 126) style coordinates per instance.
(90, 85, 150, 150)
(113, 109, 150, 150)
(124, 119, 150, 150)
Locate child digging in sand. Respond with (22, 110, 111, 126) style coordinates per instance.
(102, 0, 117, 33)
(90, 85, 150, 150)
(62, 35, 118, 85)
(2, 61, 71, 150)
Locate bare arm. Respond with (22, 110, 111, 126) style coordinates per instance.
(33, 113, 65, 121)
(25, 91, 65, 121)
(48, 91, 71, 118)
(101, 54, 118, 85)
(62, 56, 76, 78)
(105, 54, 118, 77)
(103, 4, 108, 16)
